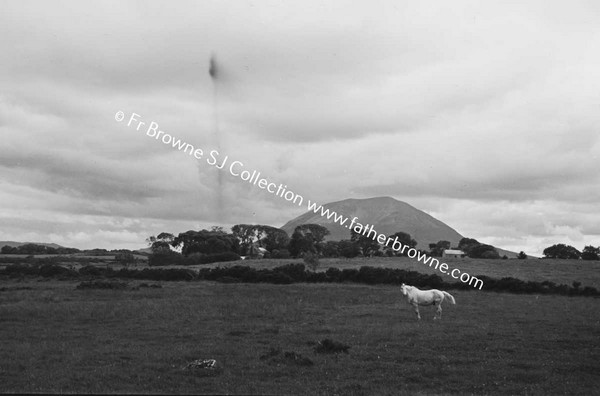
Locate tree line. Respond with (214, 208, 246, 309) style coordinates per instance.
(542, 244, 600, 260)
(4, 228, 597, 262)
(0, 244, 80, 255)
(144, 223, 518, 265)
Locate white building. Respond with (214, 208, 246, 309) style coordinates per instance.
(442, 249, 465, 258)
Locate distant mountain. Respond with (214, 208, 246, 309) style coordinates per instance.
(281, 196, 464, 249)
(0, 241, 65, 249)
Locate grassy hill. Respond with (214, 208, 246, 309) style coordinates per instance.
(0, 241, 64, 249)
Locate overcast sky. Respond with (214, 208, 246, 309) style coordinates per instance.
(1, 0, 599, 255)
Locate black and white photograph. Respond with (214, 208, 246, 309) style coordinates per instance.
(1, 1, 599, 394)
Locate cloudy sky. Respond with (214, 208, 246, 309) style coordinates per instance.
(1, 0, 599, 255)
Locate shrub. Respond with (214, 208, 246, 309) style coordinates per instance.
(581, 286, 599, 296)
(273, 263, 307, 282)
(148, 250, 185, 266)
(215, 265, 258, 282)
(303, 252, 320, 271)
(39, 264, 78, 278)
(325, 267, 342, 282)
(340, 268, 359, 282)
(306, 271, 328, 283)
(3, 264, 39, 277)
(357, 266, 391, 284)
(78, 265, 105, 276)
(190, 251, 241, 265)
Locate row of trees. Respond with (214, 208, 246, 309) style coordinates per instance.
(543, 244, 599, 260)
(147, 223, 508, 263)
(456, 238, 500, 259)
(0, 244, 80, 255)
(0, 244, 142, 257)
(147, 224, 423, 261)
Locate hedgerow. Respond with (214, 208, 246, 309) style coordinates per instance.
(1, 263, 598, 297)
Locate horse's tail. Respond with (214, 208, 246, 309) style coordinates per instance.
(442, 291, 456, 304)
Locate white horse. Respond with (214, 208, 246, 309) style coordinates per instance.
(400, 283, 456, 320)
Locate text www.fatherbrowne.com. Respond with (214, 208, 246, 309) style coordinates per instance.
(117, 111, 483, 290)
(304, 203, 483, 290)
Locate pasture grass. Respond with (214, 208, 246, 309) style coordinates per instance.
(1, 280, 599, 394)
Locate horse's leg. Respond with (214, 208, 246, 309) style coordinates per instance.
(411, 303, 421, 320)
(435, 302, 442, 320)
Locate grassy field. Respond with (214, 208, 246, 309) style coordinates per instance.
(1, 279, 599, 395)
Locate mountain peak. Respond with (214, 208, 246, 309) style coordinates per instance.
(281, 196, 463, 248)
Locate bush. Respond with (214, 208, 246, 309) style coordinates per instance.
(39, 264, 78, 278)
(581, 286, 598, 296)
(340, 268, 359, 282)
(210, 265, 258, 282)
(273, 263, 307, 282)
(3, 264, 39, 277)
(325, 267, 342, 282)
(357, 266, 391, 284)
(185, 251, 241, 265)
(303, 252, 320, 271)
(148, 250, 185, 266)
(306, 271, 328, 283)
(78, 265, 107, 277)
